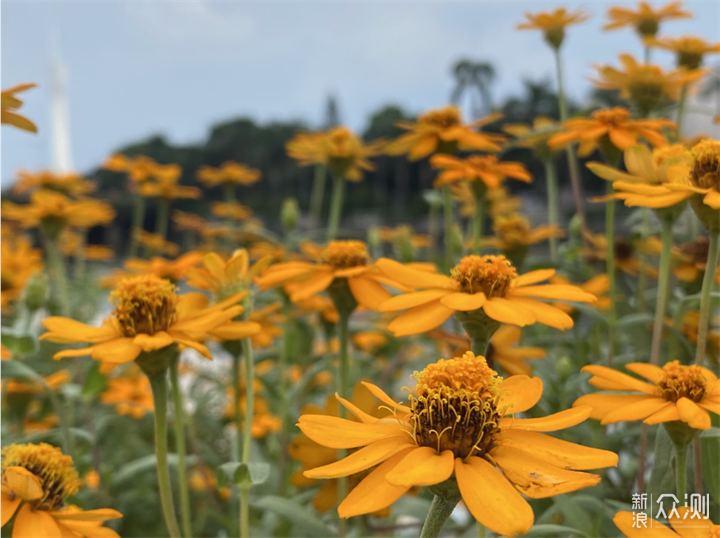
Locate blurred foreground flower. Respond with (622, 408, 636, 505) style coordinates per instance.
(1, 443, 121, 537)
(516, 7, 590, 49)
(1, 83, 37, 132)
(602, 1, 691, 38)
(647, 34, 720, 69)
(298, 351, 616, 536)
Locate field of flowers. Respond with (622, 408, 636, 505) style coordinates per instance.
(1, 2, 719, 538)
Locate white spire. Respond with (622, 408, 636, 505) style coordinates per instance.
(49, 33, 74, 174)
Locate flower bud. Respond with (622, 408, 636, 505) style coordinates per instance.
(23, 271, 49, 313)
(280, 197, 299, 233)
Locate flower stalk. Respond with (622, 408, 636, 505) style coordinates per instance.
(327, 175, 346, 241)
(240, 333, 255, 538)
(605, 183, 618, 366)
(309, 164, 327, 228)
(43, 230, 70, 317)
(443, 185, 454, 270)
(129, 192, 146, 258)
(650, 218, 675, 365)
(695, 232, 719, 366)
(156, 198, 171, 242)
(543, 158, 560, 262)
(419, 494, 461, 538)
(148, 371, 183, 538)
(170, 358, 192, 538)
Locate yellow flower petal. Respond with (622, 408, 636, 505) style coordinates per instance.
(304, 435, 413, 479)
(514, 269, 556, 287)
(90, 338, 142, 364)
(439, 292, 487, 311)
(40, 317, 119, 344)
(334, 394, 380, 424)
(491, 444, 602, 499)
(297, 415, 402, 449)
(4, 467, 43, 501)
(483, 297, 535, 326)
(613, 511, 678, 538)
(1, 493, 20, 526)
(387, 301, 454, 336)
(498, 375, 543, 414)
(676, 398, 711, 430)
(505, 406, 591, 432)
(644, 403, 681, 425)
(625, 363, 664, 383)
(508, 297, 574, 329)
(378, 290, 452, 312)
(573, 394, 651, 420)
(454, 457, 534, 537)
(337, 448, 414, 518)
(347, 276, 391, 310)
(133, 331, 174, 352)
(601, 397, 669, 425)
(289, 271, 335, 301)
(375, 258, 456, 289)
(510, 284, 596, 302)
(385, 447, 454, 487)
(501, 429, 618, 470)
(360, 382, 412, 414)
(581, 365, 658, 395)
(13, 503, 62, 538)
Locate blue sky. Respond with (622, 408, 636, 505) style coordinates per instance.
(2, 1, 719, 186)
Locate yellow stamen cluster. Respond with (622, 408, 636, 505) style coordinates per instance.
(1, 443, 81, 511)
(408, 352, 502, 459)
(657, 361, 707, 403)
(320, 241, 369, 269)
(110, 275, 178, 337)
(451, 255, 518, 297)
(418, 107, 461, 129)
(688, 139, 720, 190)
(493, 214, 531, 247)
(594, 108, 632, 125)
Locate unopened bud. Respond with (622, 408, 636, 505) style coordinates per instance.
(280, 198, 299, 233)
(23, 272, 48, 313)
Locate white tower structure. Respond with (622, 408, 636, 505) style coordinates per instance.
(48, 40, 74, 174)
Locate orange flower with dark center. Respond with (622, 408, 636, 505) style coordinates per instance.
(386, 106, 505, 160)
(666, 139, 720, 211)
(549, 107, 674, 158)
(430, 154, 532, 189)
(647, 34, 720, 69)
(516, 8, 590, 48)
(574, 360, 719, 430)
(602, 1, 692, 38)
(197, 161, 262, 188)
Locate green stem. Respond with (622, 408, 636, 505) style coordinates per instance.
(240, 335, 254, 538)
(223, 183, 236, 204)
(337, 310, 351, 538)
(428, 201, 439, 261)
(74, 229, 88, 281)
(676, 85, 688, 141)
(276, 304, 290, 496)
(309, 164, 327, 228)
(695, 233, 720, 365)
(128, 193, 145, 259)
(156, 198, 171, 242)
(637, 209, 650, 312)
(674, 441, 688, 501)
(668, 296, 692, 363)
(443, 185, 454, 270)
(644, 46, 651, 64)
(327, 176, 346, 241)
(232, 353, 243, 463)
(419, 494, 460, 538)
(148, 372, 182, 538)
(553, 46, 586, 232)
(170, 360, 192, 538)
(650, 219, 674, 365)
(543, 158, 560, 263)
(472, 193, 484, 255)
(44, 231, 70, 317)
(605, 184, 617, 366)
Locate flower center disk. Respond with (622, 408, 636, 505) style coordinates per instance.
(320, 241, 369, 269)
(451, 255, 517, 297)
(689, 140, 720, 190)
(657, 361, 706, 403)
(408, 352, 503, 460)
(110, 275, 178, 337)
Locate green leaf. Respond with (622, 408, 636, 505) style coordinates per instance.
(253, 495, 332, 537)
(647, 427, 675, 503)
(702, 419, 720, 502)
(617, 313, 654, 328)
(0, 332, 36, 356)
(219, 462, 270, 487)
(551, 495, 592, 535)
(1, 359, 44, 384)
(526, 524, 590, 537)
(81, 362, 107, 401)
(111, 454, 198, 486)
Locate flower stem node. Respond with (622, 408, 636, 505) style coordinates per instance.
(454, 309, 501, 356)
(136, 344, 179, 377)
(663, 420, 699, 450)
(327, 278, 358, 318)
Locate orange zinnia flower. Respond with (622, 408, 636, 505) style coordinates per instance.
(647, 34, 720, 69)
(298, 351, 617, 536)
(256, 240, 400, 310)
(14, 169, 96, 197)
(602, 1, 692, 37)
(548, 107, 674, 158)
(385, 106, 504, 160)
(1, 443, 122, 537)
(516, 7, 590, 49)
(40, 275, 255, 366)
(197, 161, 262, 188)
(665, 139, 720, 211)
(573, 361, 719, 430)
(591, 55, 705, 115)
(377, 255, 595, 336)
(430, 154, 532, 189)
